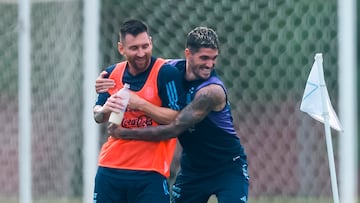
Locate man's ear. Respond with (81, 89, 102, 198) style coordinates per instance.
(149, 36, 153, 48)
(184, 48, 190, 57)
(118, 42, 124, 55)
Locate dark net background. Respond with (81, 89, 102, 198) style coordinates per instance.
(100, 0, 340, 197)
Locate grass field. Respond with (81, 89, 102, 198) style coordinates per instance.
(1, 196, 350, 203)
(208, 195, 339, 203)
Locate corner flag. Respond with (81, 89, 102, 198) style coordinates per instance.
(300, 53, 343, 131)
(301, 53, 341, 203)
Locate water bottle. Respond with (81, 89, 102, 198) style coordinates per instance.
(108, 83, 130, 125)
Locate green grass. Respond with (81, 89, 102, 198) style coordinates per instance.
(210, 196, 360, 203)
(208, 195, 344, 203)
(0, 198, 81, 203)
(1, 196, 358, 203)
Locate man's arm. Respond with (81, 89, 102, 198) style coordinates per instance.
(95, 90, 178, 124)
(94, 70, 181, 125)
(127, 92, 178, 124)
(140, 63, 186, 124)
(108, 84, 226, 141)
(93, 105, 109, 123)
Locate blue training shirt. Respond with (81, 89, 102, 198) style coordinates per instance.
(169, 59, 247, 174)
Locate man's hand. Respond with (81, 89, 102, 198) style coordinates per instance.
(107, 123, 128, 139)
(94, 93, 129, 123)
(103, 93, 128, 114)
(95, 71, 115, 93)
(107, 123, 118, 137)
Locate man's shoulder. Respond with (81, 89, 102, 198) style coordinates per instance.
(197, 76, 224, 90)
(166, 59, 185, 66)
(159, 61, 183, 77)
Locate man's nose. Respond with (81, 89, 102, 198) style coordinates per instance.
(137, 48, 145, 57)
(206, 60, 215, 68)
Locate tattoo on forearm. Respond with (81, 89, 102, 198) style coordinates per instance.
(176, 91, 213, 128)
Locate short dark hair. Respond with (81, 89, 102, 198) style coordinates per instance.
(119, 19, 149, 42)
(186, 27, 219, 53)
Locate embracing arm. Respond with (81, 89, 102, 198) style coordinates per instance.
(95, 71, 115, 93)
(108, 84, 226, 141)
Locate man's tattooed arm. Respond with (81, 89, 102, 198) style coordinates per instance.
(108, 84, 226, 142)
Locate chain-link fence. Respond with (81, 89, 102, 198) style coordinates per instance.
(0, 0, 83, 201)
(101, 0, 340, 197)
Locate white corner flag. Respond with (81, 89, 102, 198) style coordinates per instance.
(300, 53, 343, 131)
(300, 53, 341, 203)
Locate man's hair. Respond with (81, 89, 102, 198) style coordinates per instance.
(119, 19, 149, 42)
(186, 27, 219, 53)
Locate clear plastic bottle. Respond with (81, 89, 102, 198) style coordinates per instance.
(108, 83, 130, 125)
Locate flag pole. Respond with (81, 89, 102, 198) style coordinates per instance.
(18, 1, 32, 203)
(315, 53, 339, 203)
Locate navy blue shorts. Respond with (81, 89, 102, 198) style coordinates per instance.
(171, 161, 249, 203)
(94, 167, 170, 203)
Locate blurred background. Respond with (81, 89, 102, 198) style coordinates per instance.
(0, 0, 359, 202)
